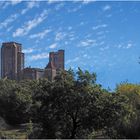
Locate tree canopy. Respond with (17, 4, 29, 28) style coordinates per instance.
(0, 69, 140, 139)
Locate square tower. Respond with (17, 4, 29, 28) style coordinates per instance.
(49, 50, 64, 71)
(1, 42, 24, 80)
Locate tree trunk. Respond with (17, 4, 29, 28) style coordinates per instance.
(70, 119, 77, 139)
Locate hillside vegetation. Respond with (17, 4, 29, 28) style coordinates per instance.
(0, 68, 140, 139)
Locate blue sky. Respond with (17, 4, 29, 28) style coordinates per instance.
(0, 0, 140, 90)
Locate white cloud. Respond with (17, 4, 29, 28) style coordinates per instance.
(0, 14, 18, 29)
(64, 41, 69, 45)
(80, 22, 85, 26)
(10, 0, 22, 5)
(13, 10, 48, 37)
(55, 32, 67, 41)
(82, 0, 95, 4)
(67, 31, 76, 41)
(68, 5, 82, 13)
(21, 1, 40, 15)
(85, 33, 92, 38)
(83, 54, 87, 57)
(30, 52, 49, 60)
(83, 54, 91, 59)
(47, 0, 57, 4)
(103, 5, 111, 11)
(126, 43, 133, 49)
(66, 57, 80, 64)
(99, 46, 109, 51)
(0, 1, 22, 9)
(98, 41, 105, 46)
(27, 1, 39, 8)
(29, 29, 51, 39)
(116, 42, 133, 49)
(92, 24, 107, 30)
(0, 2, 10, 9)
(23, 48, 35, 54)
(49, 43, 57, 49)
(79, 39, 96, 47)
(117, 44, 122, 49)
(6, 26, 13, 32)
(55, 3, 65, 11)
(106, 14, 112, 18)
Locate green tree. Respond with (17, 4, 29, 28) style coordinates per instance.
(0, 79, 32, 125)
(32, 68, 111, 139)
(113, 83, 140, 138)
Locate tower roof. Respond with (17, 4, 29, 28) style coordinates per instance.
(2, 42, 22, 46)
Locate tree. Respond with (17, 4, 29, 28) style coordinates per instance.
(113, 83, 140, 138)
(31, 69, 102, 138)
(0, 79, 32, 125)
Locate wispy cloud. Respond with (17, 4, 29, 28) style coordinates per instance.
(98, 41, 105, 46)
(82, 0, 95, 5)
(55, 2, 65, 11)
(66, 57, 80, 64)
(126, 43, 133, 49)
(10, 0, 22, 5)
(55, 32, 67, 41)
(68, 26, 72, 30)
(106, 14, 112, 18)
(0, 0, 22, 10)
(30, 52, 49, 60)
(80, 21, 86, 26)
(99, 46, 109, 51)
(83, 53, 91, 59)
(68, 5, 82, 13)
(92, 24, 107, 30)
(116, 42, 134, 49)
(0, 1, 22, 9)
(0, 1, 9, 10)
(103, 5, 111, 11)
(47, 0, 57, 4)
(68, 31, 76, 41)
(29, 29, 51, 39)
(79, 39, 96, 47)
(21, 1, 40, 15)
(23, 48, 35, 54)
(13, 10, 48, 37)
(0, 14, 18, 29)
(49, 43, 57, 49)
(6, 26, 13, 32)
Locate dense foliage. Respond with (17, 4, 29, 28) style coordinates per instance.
(0, 68, 140, 139)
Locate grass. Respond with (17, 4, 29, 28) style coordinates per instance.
(0, 125, 27, 139)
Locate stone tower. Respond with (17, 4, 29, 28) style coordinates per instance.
(1, 42, 24, 80)
(44, 50, 65, 81)
(49, 50, 64, 71)
(44, 61, 56, 81)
